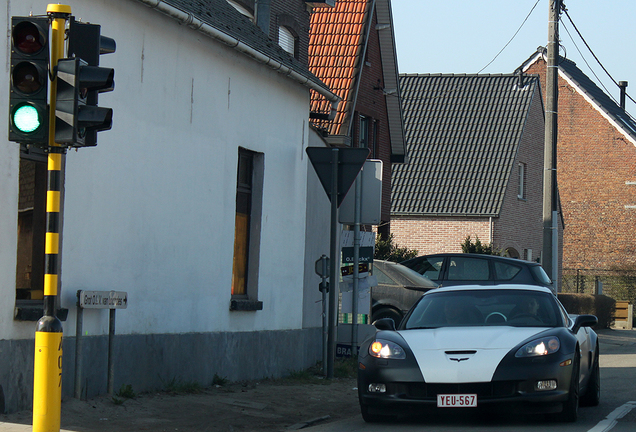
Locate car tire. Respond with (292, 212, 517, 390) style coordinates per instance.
(360, 404, 396, 423)
(372, 307, 402, 326)
(580, 343, 600, 407)
(558, 349, 580, 422)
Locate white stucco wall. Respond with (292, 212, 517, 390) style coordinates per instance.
(1, 0, 313, 338)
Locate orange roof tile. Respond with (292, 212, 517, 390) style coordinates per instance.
(309, 0, 371, 136)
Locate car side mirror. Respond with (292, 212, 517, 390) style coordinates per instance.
(373, 317, 396, 331)
(572, 314, 598, 333)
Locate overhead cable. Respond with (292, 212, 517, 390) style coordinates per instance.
(477, 0, 542, 74)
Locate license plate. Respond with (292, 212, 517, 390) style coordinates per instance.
(437, 394, 477, 407)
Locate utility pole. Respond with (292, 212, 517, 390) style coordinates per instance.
(543, 0, 561, 291)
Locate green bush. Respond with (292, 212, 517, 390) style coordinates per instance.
(375, 234, 418, 263)
(460, 236, 503, 255)
(557, 293, 615, 329)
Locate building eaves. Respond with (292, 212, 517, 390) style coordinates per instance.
(134, 0, 339, 103)
(392, 74, 539, 217)
(375, 0, 406, 163)
(518, 47, 636, 146)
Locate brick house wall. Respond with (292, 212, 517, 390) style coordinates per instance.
(270, 0, 311, 65)
(391, 77, 548, 256)
(526, 59, 636, 270)
(494, 83, 546, 261)
(230, 0, 311, 66)
(350, 8, 393, 233)
(391, 216, 491, 256)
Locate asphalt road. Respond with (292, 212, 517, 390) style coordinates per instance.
(307, 328, 636, 432)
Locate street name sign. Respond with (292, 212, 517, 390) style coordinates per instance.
(78, 290, 128, 309)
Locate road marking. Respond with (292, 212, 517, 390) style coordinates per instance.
(588, 401, 636, 432)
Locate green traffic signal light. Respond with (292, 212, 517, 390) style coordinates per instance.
(8, 16, 49, 145)
(13, 104, 41, 133)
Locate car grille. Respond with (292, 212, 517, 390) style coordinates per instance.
(392, 381, 518, 400)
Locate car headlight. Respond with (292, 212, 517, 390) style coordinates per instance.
(369, 339, 406, 359)
(515, 336, 560, 357)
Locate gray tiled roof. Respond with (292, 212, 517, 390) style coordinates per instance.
(392, 74, 540, 216)
(139, 0, 330, 94)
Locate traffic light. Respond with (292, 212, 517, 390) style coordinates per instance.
(55, 19, 115, 147)
(8, 17, 49, 145)
(55, 58, 114, 146)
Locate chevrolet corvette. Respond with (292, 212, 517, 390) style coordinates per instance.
(357, 284, 599, 422)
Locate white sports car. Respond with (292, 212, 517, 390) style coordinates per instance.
(358, 284, 600, 423)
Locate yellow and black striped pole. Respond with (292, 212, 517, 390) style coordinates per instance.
(32, 5, 71, 432)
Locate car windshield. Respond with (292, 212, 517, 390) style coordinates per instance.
(403, 289, 561, 329)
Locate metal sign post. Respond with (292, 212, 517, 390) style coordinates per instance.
(75, 290, 128, 398)
(306, 147, 368, 378)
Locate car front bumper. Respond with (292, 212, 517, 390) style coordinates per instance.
(358, 351, 576, 416)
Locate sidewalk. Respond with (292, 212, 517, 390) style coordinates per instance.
(1, 329, 634, 432)
(0, 375, 359, 432)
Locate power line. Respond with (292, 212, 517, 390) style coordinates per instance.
(560, 20, 619, 105)
(477, 0, 542, 74)
(561, 7, 636, 108)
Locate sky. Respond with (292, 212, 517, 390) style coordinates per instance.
(391, 0, 636, 113)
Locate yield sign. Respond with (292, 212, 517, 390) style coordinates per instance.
(306, 147, 369, 207)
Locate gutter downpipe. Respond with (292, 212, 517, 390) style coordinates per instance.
(136, 0, 341, 116)
(489, 217, 493, 245)
(345, 0, 376, 138)
(347, 0, 375, 358)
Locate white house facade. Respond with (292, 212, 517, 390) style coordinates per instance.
(1, 0, 338, 412)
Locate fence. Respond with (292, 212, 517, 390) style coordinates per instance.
(562, 268, 636, 306)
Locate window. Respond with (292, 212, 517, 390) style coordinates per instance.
(494, 261, 522, 281)
(278, 26, 296, 56)
(16, 155, 47, 303)
(371, 120, 378, 158)
(407, 256, 444, 281)
(359, 115, 369, 149)
(517, 162, 526, 199)
(447, 257, 490, 281)
(231, 148, 263, 311)
(226, 0, 254, 21)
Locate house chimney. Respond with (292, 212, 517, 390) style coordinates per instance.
(619, 81, 628, 109)
(255, 0, 271, 35)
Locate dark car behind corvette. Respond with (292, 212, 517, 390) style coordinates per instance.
(401, 253, 553, 290)
(370, 260, 438, 324)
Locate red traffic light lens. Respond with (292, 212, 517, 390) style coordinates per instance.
(13, 21, 45, 54)
(12, 62, 44, 94)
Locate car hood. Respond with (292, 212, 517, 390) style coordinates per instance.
(399, 326, 549, 383)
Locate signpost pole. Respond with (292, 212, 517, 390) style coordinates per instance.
(32, 6, 71, 431)
(327, 148, 339, 379)
(108, 309, 116, 395)
(74, 290, 84, 399)
(351, 176, 361, 357)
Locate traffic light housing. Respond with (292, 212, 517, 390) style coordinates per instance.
(55, 18, 115, 147)
(8, 17, 49, 145)
(55, 58, 114, 146)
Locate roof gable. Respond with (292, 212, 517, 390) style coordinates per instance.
(518, 48, 636, 145)
(392, 74, 540, 216)
(308, 0, 405, 160)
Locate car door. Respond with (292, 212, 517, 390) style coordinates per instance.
(442, 255, 494, 286)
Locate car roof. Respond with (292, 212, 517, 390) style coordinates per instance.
(423, 284, 555, 296)
(414, 253, 541, 266)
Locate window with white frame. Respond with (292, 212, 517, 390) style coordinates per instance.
(278, 26, 296, 56)
(517, 162, 526, 199)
